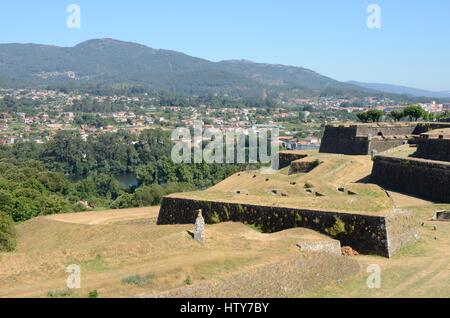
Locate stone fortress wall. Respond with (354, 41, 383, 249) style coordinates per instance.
(368, 122, 450, 203)
(415, 139, 450, 162)
(371, 155, 450, 203)
(413, 127, 450, 162)
(319, 123, 415, 155)
(158, 197, 417, 257)
(319, 122, 450, 155)
(157, 122, 450, 258)
(278, 152, 308, 169)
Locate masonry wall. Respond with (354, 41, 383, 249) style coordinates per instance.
(158, 197, 417, 257)
(319, 124, 418, 155)
(319, 126, 369, 155)
(413, 122, 450, 134)
(356, 125, 416, 137)
(371, 156, 450, 203)
(414, 139, 450, 162)
(385, 210, 420, 256)
(368, 138, 409, 154)
(288, 159, 321, 175)
(278, 152, 308, 169)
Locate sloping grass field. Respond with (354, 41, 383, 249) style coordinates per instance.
(1, 150, 449, 298)
(0, 207, 360, 298)
(168, 153, 395, 215)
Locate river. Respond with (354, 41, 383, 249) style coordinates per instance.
(69, 172, 139, 189)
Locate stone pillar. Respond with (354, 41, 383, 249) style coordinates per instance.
(371, 149, 378, 159)
(194, 209, 205, 244)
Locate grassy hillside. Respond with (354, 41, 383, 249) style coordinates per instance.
(1, 201, 449, 298)
(168, 152, 394, 215)
(0, 207, 358, 298)
(0, 38, 372, 97)
(306, 204, 450, 298)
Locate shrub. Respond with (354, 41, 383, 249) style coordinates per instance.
(0, 212, 16, 252)
(88, 290, 99, 298)
(110, 193, 135, 209)
(245, 222, 263, 233)
(325, 217, 346, 237)
(47, 289, 74, 298)
(184, 276, 193, 285)
(210, 212, 221, 224)
(121, 273, 156, 287)
(133, 185, 164, 206)
(304, 182, 314, 189)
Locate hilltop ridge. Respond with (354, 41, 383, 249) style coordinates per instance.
(0, 38, 373, 97)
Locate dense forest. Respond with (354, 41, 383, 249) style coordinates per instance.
(0, 129, 250, 222)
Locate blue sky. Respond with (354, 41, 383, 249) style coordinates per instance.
(0, 0, 449, 91)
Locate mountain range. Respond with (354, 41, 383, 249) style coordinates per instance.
(348, 81, 450, 99)
(0, 38, 446, 100)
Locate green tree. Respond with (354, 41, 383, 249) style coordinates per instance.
(357, 110, 384, 123)
(91, 174, 123, 200)
(11, 196, 41, 221)
(389, 110, 405, 122)
(135, 164, 156, 185)
(357, 112, 369, 123)
(41, 195, 70, 216)
(403, 104, 426, 121)
(41, 131, 88, 174)
(0, 212, 16, 252)
(133, 185, 164, 206)
(366, 109, 384, 123)
(110, 193, 135, 209)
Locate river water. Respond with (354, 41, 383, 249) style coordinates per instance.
(69, 172, 139, 189)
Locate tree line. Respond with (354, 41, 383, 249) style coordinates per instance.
(357, 104, 449, 123)
(0, 129, 251, 225)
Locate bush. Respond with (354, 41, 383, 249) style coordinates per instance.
(0, 212, 16, 252)
(110, 193, 135, 209)
(304, 182, 314, 189)
(325, 217, 346, 237)
(210, 212, 221, 224)
(245, 222, 263, 233)
(357, 109, 384, 123)
(88, 290, 99, 298)
(133, 185, 164, 206)
(47, 289, 74, 298)
(184, 276, 193, 285)
(121, 273, 156, 287)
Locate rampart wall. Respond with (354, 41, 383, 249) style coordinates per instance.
(414, 139, 450, 162)
(319, 125, 369, 155)
(158, 197, 418, 257)
(319, 123, 450, 155)
(278, 152, 308, 169)
(371, 155, 450, 203)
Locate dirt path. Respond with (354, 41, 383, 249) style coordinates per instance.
(45, 207, 159, 225)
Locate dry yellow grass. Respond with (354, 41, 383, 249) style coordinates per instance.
(169, 153, 394, 215)
(1, 150, 448, 298)
(45, 207, 159, 225)
(305, 204, 450, 298)
(0, 209, 354, 298)
(1, 201, 449, 298)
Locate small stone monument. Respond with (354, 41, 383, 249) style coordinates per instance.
(371, 149, 378, 159)
(194, 209, 205, 244)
